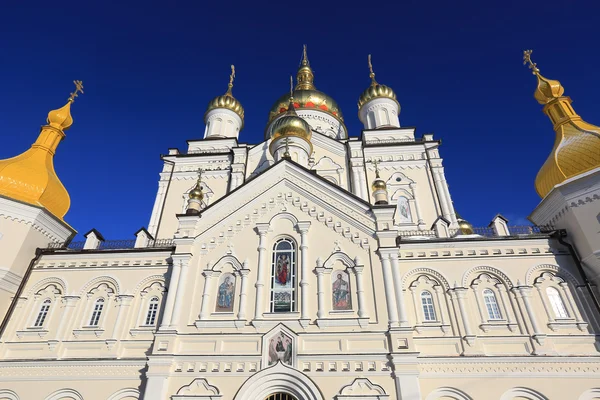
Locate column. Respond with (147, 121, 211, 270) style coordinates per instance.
(389, 253, 409, 326)
(351, 165, 361, 198)
(534, 283, 554, 323)
(315, 262, 326, 319)
(433, 286, 449, 330)
(55, 296, 79, 340)
(439, 173, 457, 224)
(378, 252, 399, 327)
(237, 268, 250, 320)
(112, 295, 134, 338)
(254, 225, 269, 320)
(199, 270, 219, 320)
(160, 261, 181, 329)
(358, 168, 368, 201)
(409, 288, 420, 324)
(470, 284, 487, 326)
(297, 222, 311, 321)
(577, 286, 600, 332)
(517, 286, 543, 336)
(432, 168, 451, 221)
(496, 284, 516, 327)
(453, 288, 473, 337)
(169, 258, 191, 327)
(148, 180, 168, 237)
(353, 265, 367, 318)
(409, 183, 424, 227)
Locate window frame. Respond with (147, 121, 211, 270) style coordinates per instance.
(546, 286, 569, 319)
(88, 298, 105, 327)
(420, 290, 436, 322)
(269, 238, 297, 313)
(144, 296, 160, 326)
(482, 289, 503, 320)
(33, 299, 52, 328)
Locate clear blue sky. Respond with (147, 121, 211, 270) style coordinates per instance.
(2, 1, 599, 240)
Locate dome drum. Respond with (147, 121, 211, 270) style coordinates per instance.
(358, 97, 400, 130)
(204, 108, 243, 139)
(270, 135, 313, 164)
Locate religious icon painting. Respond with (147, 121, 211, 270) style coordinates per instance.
(268, 332, 293, 366)
(271, 239, 296, 312)
(397, 197, 412, 223)
(215, 273, 235, 312)
(332, 270, 352, 310)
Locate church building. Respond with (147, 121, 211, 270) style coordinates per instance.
(0, 48, 599, 400)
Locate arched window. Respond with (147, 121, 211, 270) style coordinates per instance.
(420, 291, 436, 321)
(271, 238, 296, 313)
(34, 299, 51, 327)
(546, 287, 569, 319)
(483, 289, 502, 320)
(145, 297, 160, 325)
(367, 111, 376, 128)
(89, 298, 105, 326)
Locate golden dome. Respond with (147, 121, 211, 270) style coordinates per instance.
(358, 55, 399, 110)
(0, 94, 81, 220)
(189, 181, 203, 200)
(456, 218, 474, 235)
(371, 178, 387, 191)
(270, 99, 313, 143)
(523, 50, 600, 198)
(205, 65, 244, 125)
(268, 46, 344, 124)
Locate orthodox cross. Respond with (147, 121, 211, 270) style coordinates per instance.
(68, 80, 84, 102)
(302, 44, 309, 66)
(196, 168, 203, 184)
(226, 65, 235, 95)
(372, 159, 381, 178)
(368, 54, 377, 85)
(522, 50, 540, 74)
(289, 75, 294, 100)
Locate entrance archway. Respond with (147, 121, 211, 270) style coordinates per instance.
(234, 362, 322, 400)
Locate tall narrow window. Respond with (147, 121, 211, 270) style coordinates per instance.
(421, 291, 436, 321)
(483, 289, 502, 320)
(34, 299, 51, 327)
(145, 297, 160, 325)
(89, 298, 105, 326)
(546, 287, 569, 319)
(270, 238, 296, 313)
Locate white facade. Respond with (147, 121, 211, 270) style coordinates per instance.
(0, 62, 599, 400)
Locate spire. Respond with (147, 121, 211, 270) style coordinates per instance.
(0, 81, 84, 220)
(225, 65, 235, 96)
(296, 45, 316, 90)
(368, 54, 378, 86)
(522, 50, 600, 198)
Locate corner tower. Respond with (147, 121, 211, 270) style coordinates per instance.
(358, 55, 400, 129)
(0, 83, 80, 321)
(204, 65, 244, 139)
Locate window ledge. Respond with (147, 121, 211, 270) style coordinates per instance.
(262, 312, 300, 319)
(479, 321, 518, 333)
(328, 310, 354, 315)
(316, 318, 369, 328)
(414, 323, 451, 334)
(195, 319, 246, 329)
(548, 320, 587, 332)
(129, 326, 157, 337)
(16, 329, 48, 339)
(72, 328, 104, 338)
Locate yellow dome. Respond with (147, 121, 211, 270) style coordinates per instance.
(268, 46, 344, 125)
(523, 50, 600, 198)
(189, 183, 203, 200)
(456, 218, 474, 235)
(0, 99, 76, 220)
(205, 65, 244, 125)
(270, 100, 312, 143)
(371, 178, 387, 191)
(358, 55, 399, 109)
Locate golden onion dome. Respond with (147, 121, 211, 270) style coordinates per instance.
(523, 50, 600, 198)
(205, 65, 244, 126)
(371, 178, 387, 191)
(268, 46, 344, 124)
(456, 218, 474, 235)
(358, 55, 399, 110)
(270, 99, 313, 143)
(189, 181, 203, 200)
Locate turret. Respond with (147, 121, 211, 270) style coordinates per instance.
(358, 55, 400, 130)
(204, 65, 244, 139)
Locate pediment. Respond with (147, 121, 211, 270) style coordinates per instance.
(193, 161, 376, 248)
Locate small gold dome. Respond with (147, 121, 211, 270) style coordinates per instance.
(358, 55, 399, 110)
(205, 65, 244, 126)
(270, 103, 313, 142)
(189, 183, 203, 200)
(371, 178, 387, 191)
(456, 218, 474, 235)
(47, 100, 74, 131)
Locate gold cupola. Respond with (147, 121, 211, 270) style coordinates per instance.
(371, 160, 389, 205)
(523, 50, 600, 198)
(0, 81, 84, 220)
(455, 212, 475, 235)
(358, 54, 399, 109)
(205, 65, 245, 126)
(268, 45, 344, 126)
(270, 96, 313, 145)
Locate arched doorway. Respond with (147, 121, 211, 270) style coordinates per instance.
(264, 394, 298, 400)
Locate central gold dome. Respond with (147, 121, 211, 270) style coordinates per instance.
(269, 89, 344, 123)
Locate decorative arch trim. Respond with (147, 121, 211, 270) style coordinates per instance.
(336, 378, 388, 399)
(499, 387, 548, 400)
(425, 387, 473, 400)
(233, 362, 323, 400)
(212, 255, 244, 271)
(0, 389, 19, 400)
(134, 275, 167, 293)
(79, 276, 120, 296)
(461, 266, 514, 288)
(526, 263, 581, 286)
(402, 267, 451, 290)
(108, 388, 140, 400)
(27, 278, 67, 297)
(44, 389, 84, 400)
(173, 378, 220, 399)
(579, 388, 600, 400)
(268, 212, 300, 227)
(323, 251, 358, 269)
(390, 189, 414, 201)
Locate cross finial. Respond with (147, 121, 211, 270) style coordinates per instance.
(523, 50, 540, 75)
(372, 159, 381, 178)
(302, 44, 309, 66)
(196, 168, 203, 184)
(226, 65, 235, 95)
(368, 54, 377, 85)
(289, 75, 294, 100)
(68, 80, 84, 103)
(283, 137, 291, 159)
